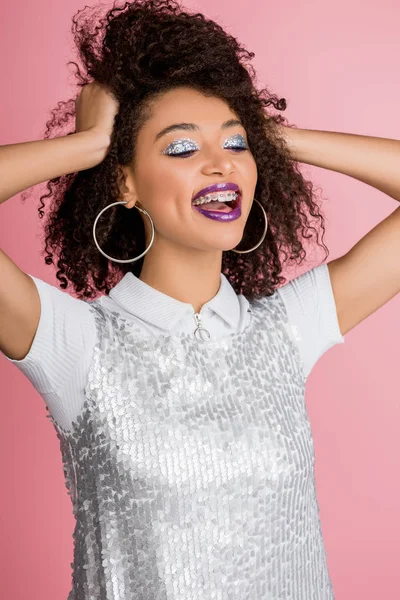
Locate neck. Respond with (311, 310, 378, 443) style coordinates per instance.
(139, 239, 223, 314)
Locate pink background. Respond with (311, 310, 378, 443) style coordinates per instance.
(1, 0, 400, 598)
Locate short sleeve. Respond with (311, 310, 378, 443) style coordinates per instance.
(276, 263, 345, 380)
(1, 273, 97, 396)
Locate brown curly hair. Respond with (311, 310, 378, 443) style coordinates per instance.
(25, 0, 329, 301)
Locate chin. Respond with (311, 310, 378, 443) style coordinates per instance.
(212, 235, 246, 253)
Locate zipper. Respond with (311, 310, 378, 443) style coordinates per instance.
(193, 311, 211, 341)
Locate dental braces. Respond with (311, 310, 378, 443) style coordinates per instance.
(192, 191, 238, 206)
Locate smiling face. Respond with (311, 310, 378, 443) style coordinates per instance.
(119, 86, 258, 256)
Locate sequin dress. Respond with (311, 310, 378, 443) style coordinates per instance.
(47, 290, 335, 600)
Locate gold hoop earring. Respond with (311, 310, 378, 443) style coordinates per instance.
(231, 198, 268, 254)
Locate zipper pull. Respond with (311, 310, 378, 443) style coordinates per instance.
(193, 312, 211, 341)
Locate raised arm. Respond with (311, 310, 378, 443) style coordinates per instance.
(0, 82, 118, 360)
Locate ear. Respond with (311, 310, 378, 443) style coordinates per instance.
(117, 165, 139, 209)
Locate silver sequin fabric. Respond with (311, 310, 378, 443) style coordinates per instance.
(47, 291, 335, 599)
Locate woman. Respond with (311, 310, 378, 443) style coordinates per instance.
(1, 0, 400, 598)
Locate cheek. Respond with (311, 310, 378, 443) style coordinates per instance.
(135, 161, 170, 205)
(152, 164, 193, 204)
(142, 176, 190, 223)
(247, 154, 258, 177)
(142, 157, 185, 190)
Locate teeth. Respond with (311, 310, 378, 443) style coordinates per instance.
(192, 191, 239, 206)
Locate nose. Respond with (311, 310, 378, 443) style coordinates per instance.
(201, 146, 235, 176)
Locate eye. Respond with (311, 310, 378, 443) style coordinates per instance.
(223, 133, 249, 152)
(162, 138, 199, 158)
(170, 150, 196, 158)
(162, 134, 249, 158)
(225, 146, 247, 153)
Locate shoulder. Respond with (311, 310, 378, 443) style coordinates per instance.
(4, 274, 97, 394)
(254, 264, 345, 379)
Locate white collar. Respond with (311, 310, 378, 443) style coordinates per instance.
(108, 271, 241, 331)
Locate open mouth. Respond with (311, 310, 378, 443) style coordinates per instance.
(191, 191, 241, 213)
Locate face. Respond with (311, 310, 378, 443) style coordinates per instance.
(120, 86, 258, 255)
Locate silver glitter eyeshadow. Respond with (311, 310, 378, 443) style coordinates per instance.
(162, 138, 199, 155)
(47, 292, 335, 600)
(223, 133, 247, 149)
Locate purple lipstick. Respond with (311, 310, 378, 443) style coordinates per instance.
(192, 182, 242, 222)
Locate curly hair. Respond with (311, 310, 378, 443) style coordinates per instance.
(24, 0, 329, 301)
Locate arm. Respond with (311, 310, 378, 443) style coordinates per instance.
(0, 130, 110, 204)
(279, 125, 400, 336)
(0, 129, 110, 360)
(279, 126, 400, 201)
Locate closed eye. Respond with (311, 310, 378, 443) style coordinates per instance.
(169, 146, 248, 158)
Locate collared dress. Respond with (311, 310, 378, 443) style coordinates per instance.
(3, 264, 344, 599)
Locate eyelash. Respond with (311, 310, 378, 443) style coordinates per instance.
(170, 146, 247, 158)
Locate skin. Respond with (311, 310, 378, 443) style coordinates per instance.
(118, 86, 258, 313)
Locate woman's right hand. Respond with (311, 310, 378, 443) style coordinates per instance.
(0, 81, 120, 205)
(75, 82, 120, 143)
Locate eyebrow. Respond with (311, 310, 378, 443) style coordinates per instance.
(154, 118, 243, 143)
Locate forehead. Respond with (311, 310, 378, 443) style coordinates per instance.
(144, 87, 238, 133)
